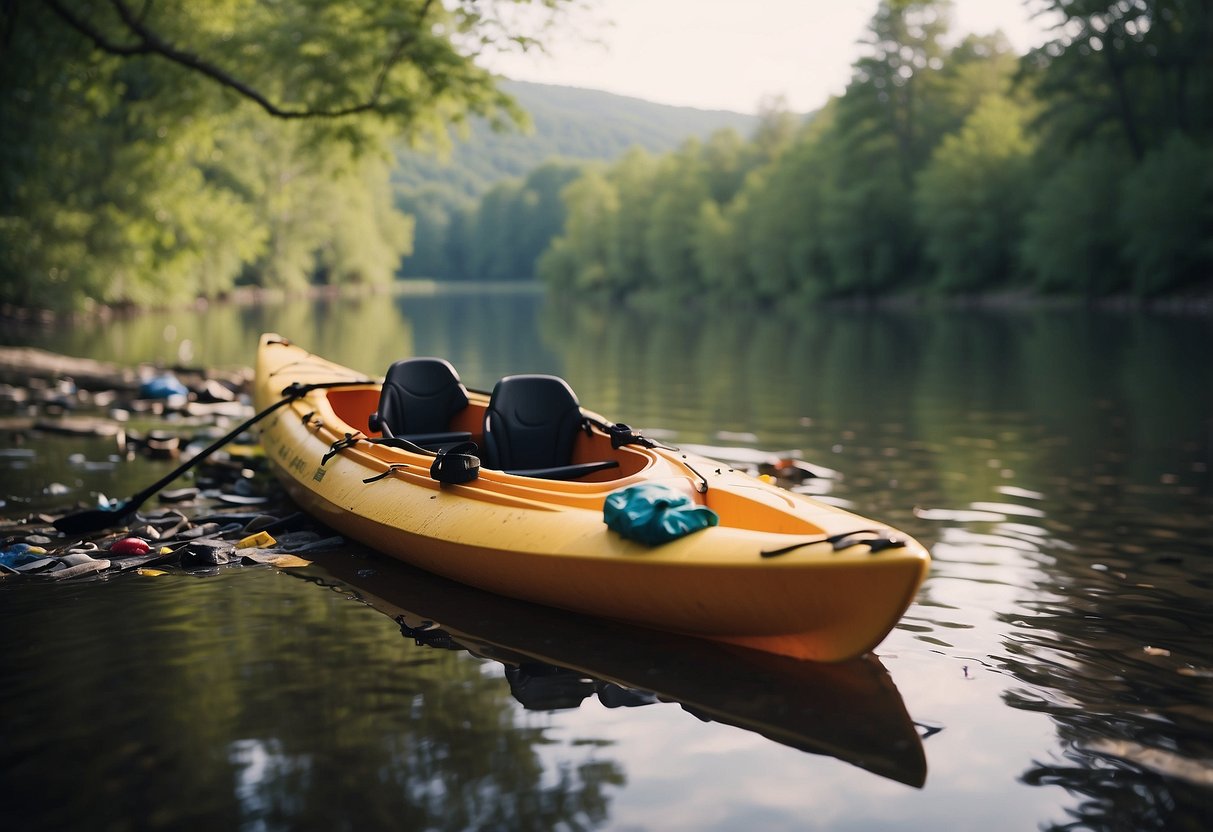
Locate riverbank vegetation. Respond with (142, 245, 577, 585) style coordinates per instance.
(538, 0, 1213, 303)
(3, 1, 1210, 312)
(0, 0, 567, 311)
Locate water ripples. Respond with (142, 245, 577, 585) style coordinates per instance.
(891, 447, 1213, 821)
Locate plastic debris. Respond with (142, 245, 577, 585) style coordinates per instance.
(159, 487, 200, 504)
(0, 348, 344, 585)
(239, 551, 312, 568)
(236, 531, 276, 550)
(47, 553, 112, 580)
(109, 537, 152, 556)
(180, 538, 233, 566)
(138, 374, 188, 400)
(1, 544, 49, 568)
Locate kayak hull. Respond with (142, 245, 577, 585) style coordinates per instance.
(255, 334, 930, 662)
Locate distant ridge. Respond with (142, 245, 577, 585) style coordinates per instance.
(392, 80, 761, 196)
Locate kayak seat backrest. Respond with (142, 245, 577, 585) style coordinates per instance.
(483, 375, 619, 480)
(368, 357, 472, 447)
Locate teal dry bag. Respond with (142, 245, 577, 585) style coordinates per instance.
(603, 483, 718, 545)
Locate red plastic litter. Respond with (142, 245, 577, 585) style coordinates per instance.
(110, 537, 152, 556)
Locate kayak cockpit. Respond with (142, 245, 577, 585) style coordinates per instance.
(323, 376, 650, 483)
(321, 377, 831, 535)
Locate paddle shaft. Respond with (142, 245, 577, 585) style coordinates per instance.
(54, 379, 371, 532)
(118, 395, 293, 512)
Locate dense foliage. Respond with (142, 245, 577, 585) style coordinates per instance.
(393, 82, 757, 279)
(539, 0, 1213, 302)
(5, 1, 1210, 309)
(0, 0, 562, 310)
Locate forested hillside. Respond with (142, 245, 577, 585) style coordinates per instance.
(393, 81, 760, 196)
(538, 1, 1213, 303)
(394, 81, 761, 279)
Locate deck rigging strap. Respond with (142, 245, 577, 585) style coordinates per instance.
(321, 432, 366, 465)
(363, 464, 409, 484)
(760, 530, 906, 559)
(344, 436, 481, 485)
(365, 435, 438, 455)
(322, 421, 448, 466)
(588, 419, 678, 452)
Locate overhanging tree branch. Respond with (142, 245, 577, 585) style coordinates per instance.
(45, 0, 436, 119)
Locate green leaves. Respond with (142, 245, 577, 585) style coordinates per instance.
(1119, 134, 1213, 296)
(916, 94, 1037, 291)
(1, 0, 564, 310)
(538, 0, 1210, 303)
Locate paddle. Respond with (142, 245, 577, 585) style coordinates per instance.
(53, 380, 370, 535)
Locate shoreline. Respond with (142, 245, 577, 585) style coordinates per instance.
(2, 279, 1210, 330)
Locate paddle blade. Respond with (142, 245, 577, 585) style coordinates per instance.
(52, 505, 131, 535)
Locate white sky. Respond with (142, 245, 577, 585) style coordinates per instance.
(484, 0, 1053, 114)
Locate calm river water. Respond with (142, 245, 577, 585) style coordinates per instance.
(2, 286, 1211, 831)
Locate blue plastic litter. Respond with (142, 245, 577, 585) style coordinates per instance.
(139, 374, 188, 399)
(1, 544, 48, 568)
(604, 483, 719, 546)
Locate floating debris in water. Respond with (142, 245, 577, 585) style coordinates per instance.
(1, 503, 344, 581)
(1, 344, 342, 581)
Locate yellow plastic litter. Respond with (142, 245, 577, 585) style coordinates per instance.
(237, 531, 277, 550)
(159, 546, 173, 555)
(268, 554, 311, 568)
(137, 568, 168, 577)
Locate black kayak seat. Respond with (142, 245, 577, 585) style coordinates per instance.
(369, 357, 472, 447)
(483, 374, 619, 480)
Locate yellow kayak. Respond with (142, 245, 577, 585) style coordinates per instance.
(254, 333, 930, 662)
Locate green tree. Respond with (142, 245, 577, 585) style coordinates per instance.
(730, 105, 842, 302)
(1118, 132, 1213, 296)
(0, 0, 568, 310)
(822, 0, 955, 296)
(915, 93, 1037, 291)
(537, 167, 618, 294)
(397, 184, 476, 277)
(468, 181, 525, 280)
(1019, 144, 1129, 295)
(644, 144, 711, 298)
(929, 33, 1021, 141)
(530, 0, 1209, 304)
(843, 0, 955, 186)
(602, 149, 658, 293)
(698, 129, 751, 205)
(1026, 0, 1213, 158)
(694, 200, 746, 297)
(448, 160, 585, 280)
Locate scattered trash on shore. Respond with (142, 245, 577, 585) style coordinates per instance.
(1, 491, 345, 581)
(0, 346, 343, 582)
